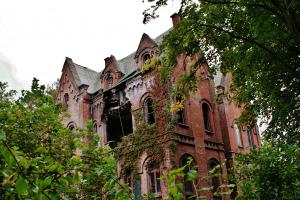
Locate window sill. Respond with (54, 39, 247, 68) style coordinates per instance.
(178, 123, 189, 129)
(205, 129, 214, 134)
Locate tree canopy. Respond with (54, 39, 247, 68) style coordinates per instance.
(0, 79, 132, 199)
(144, 0, 300, 145)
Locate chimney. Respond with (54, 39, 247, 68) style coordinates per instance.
(104, 55, 116, 67)
(170, 13, 181, 27)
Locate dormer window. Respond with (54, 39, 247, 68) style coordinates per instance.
(143, 53, 151, 63)
(106, 75, 113, 88)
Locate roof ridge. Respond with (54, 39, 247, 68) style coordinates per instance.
(73, 62, 98, 73)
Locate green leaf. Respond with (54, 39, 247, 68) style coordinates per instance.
(0, 131, 6, 140)
(187, 170, 198, 181)
(16, 177, 28, 195)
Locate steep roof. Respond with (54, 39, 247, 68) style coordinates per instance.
(66, 29, 172, 94)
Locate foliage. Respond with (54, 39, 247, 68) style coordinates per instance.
(234, 142, 300, 200)
(143, 0, 300, 145)
(0, 79, 132, 199)
(164, 157, 234, 200)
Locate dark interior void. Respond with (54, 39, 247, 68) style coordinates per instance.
(106, 104, 133, 148)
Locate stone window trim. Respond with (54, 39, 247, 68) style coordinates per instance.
(200, 100, 215, 134)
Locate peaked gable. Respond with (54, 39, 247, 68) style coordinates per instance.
(134, 33, 157, 59)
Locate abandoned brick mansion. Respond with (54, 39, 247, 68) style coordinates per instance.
(57, 14, 260, 199)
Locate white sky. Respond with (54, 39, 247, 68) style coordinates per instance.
(0, 0, 180, 90)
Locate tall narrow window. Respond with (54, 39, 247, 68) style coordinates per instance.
(147, 162, 161, 194)
(209, 159, 221, 200)
(107, 75, 113, 88)
(93, 123, 98, 133)
(202, 103, 212, 131)
(247, 128, 254, 149)
(124, 169, 133, 188)
(180, 155, 196, 198)
(144, 97, 155, 124)
(233, 124, 242, 147)
(177, 96, 185, 124)
(64, 93, 69, 109)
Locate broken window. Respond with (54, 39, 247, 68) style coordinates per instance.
(144, 97, 155, 124)
(202, 103, 212, 131)
(147, 162, 161, 194)
(106, 102, 133, 148)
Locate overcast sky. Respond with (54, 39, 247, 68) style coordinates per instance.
(0, 0, 180, 90)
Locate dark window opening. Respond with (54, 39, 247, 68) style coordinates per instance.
(106, 103, 133, 148)
(147, 162, 161, 194)
(64, 93, 69, 109)
(209, 160, 221, 200)
(93, 123, 98, 132)
(144, 98, 155, 124)
(247, 128, 254, 149)
(143, 53, 151, 63)
(176, 96, 185, 124)
(107, 76, 113, 88)
(180, 155, 196, 199)
(124, 169, 133, 188)
(202, 103, 212, 132)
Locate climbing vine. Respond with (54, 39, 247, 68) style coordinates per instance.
(115, 67, 178, 182)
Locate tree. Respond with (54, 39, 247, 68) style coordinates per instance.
(143, 0, 300, 145)
(234, 143, 300, 199)
(0, 79, 132, 199)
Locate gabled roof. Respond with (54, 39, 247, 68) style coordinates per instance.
(64, 28, 173, 95)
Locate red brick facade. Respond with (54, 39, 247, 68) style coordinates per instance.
(57, 14, 260, 199)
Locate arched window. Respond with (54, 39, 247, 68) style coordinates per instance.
(180, 154, 196, 197)
(208, 159, 221, 200)
(144, 97, 155, 124)
(67, 122, 75, 132)
(233, 123, 242, 147)
(202, 103, 212, 132)
(143, 53, 151, 63)
(147, 162, 161, 194)
(64, 93, 69, 109)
